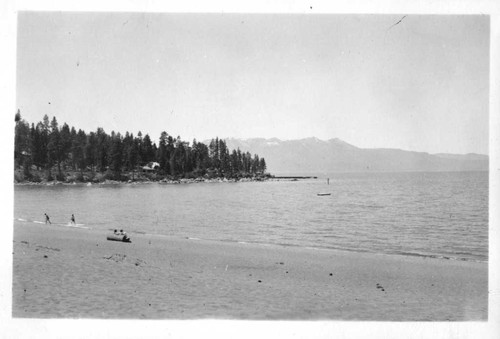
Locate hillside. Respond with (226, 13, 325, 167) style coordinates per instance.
(223, 137, 489, 174)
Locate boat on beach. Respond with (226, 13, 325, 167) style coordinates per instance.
(106, 233, 131, 243)
(317, 193, 331, 196)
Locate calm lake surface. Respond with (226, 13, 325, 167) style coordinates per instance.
(14, 171, 488, 262)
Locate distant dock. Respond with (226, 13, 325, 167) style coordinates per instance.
(272, 176, 317, 179)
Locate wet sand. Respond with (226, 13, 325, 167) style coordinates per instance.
(12, 221, 487, 320)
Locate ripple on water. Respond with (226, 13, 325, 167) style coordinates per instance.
(14, 171, 488, 262)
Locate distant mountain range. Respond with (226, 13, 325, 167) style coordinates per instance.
(223, 137, 489, 174)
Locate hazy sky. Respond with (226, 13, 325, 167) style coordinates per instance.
(16, 12, 489, 154)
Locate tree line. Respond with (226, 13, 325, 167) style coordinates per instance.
(14, 111, 267, 182)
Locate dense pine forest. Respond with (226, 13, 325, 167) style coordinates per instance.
(14, 111, 268, 183)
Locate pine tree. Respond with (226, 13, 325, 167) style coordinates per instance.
(252, 154, 260, 174)
(36, 121, 49, 170)
(259, 158, 267, 173)
(29, 123, 39, 169)
(60, 123, 72, 170)
(128, 137, 139, 180)
(47, 116, 63, 180)
(230, 150, 238, 176)
(214, 137, 220, 171)
(219, 139, 230, 175)
(70, 126, 78, 170)
(14, 110, 32, 176)
(86, 132, 97, 173)
(167, 135, 175, 175)
(142, 134, 154, 164)
(96, 128, 108, 172)
(76, 129, 87, 175)
(109, 133, 123, 176)
(136, 131, 143, 166)
(158, 131, 169, 174)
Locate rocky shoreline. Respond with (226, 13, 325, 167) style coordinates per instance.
(13, 165, 321, 185)
(14, 174, 314, 186)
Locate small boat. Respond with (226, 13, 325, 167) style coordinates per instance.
(106, 234, 131, 243)
(317, 193, 331, 196)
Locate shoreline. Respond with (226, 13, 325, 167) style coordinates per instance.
(12, 221, 487, 320)
(13, 175, 314, 186)
(135, 231, 489, 264)
(13, 218, 488, 264)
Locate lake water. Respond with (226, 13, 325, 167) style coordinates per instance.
(14, 171, 488, 262)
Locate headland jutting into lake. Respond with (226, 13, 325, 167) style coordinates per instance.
(14, 112, 274, 185)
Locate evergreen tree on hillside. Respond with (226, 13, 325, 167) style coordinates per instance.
(60, 123, 72, 168)
(14, 110, 31, 169)
(73, 129, 87, 176)
(37, 121, 49, 170)
(14, 110, 32, 178)
(69, 127, 78, 170)
(252, 154, 260, 173)
(259, 158, 267, 173)
(158, 131, 169, 174)
(166, 135, 176, 175)
(96, 127, 108, 172)
(230, 150, 239, 176)
(109, 133, 123, 176)
(30, 124, 40, 169)
(136, 131, 143, 166)
(86, 132, 97, 173)
(127, 136, 139, 179)
(47, 117, 63, 179)
(142, 134, 155, 164)
(219, 139, 230, 175)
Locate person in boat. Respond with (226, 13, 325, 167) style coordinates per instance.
(71, 214, 75, 225)
(113, 229, 118, 235)
(44, 213, 51, 224)
(119, 229, 130, 241)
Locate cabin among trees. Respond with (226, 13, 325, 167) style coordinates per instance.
(14, 111, 267, 182)
(142, 162, 160, 173)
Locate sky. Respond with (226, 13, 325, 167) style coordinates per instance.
(16, 12, 489, 154)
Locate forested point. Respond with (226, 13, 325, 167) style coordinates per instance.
(14, 110, 269, 183)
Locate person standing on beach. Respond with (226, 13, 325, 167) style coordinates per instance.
(71, 214, 75, 225)
(44, 213, 51, 224)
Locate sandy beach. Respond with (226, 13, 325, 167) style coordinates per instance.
(12, 221, 487, 320)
